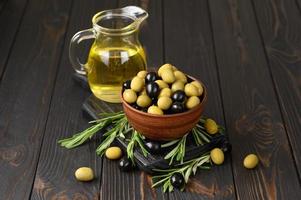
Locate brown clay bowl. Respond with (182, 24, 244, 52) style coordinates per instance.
(121, 78, 207, 141)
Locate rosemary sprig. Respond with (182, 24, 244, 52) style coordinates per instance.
(127, 130, 149, 164)
(95, 117, 130, 156)
(58, 112, 125, 149)
(164, 134, 187, 165)
(152, 153, 211, 192)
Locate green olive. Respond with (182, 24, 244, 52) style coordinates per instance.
(186, 96, 200, 109)
(171, 80, 185, 92)
(155, 80, 169, 89)
(147, 105, 163, 115)
(174, 71, 187, 83)
(136, 95, 151, 108)
(210, 148, 224, 165)
(158, 88, 172, 98)
(191, 80, 203, 96)
(139, 88, 147, 95)
(157, 96, 172, 110)
(161, 69, 176, 84)
(184, 83, 199, 96)
(75, 167, 94, 181)
(243, 154, 259, 169)
(130, 76, 144, 92)
(158, 63, 173, 77)
(137, 70, 148, 79)
(204, 118, 218, 134)
(105, 146, 122, 160)
(123, 89, 137, 104)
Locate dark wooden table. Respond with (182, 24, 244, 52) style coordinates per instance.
(0, 0, 300, 199)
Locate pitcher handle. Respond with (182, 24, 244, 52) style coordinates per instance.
(69, 28, 95, 75)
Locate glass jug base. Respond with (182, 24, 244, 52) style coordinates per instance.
(91, 85, 122, 103)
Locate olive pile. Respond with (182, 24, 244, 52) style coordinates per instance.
(122, 64, 204, 115)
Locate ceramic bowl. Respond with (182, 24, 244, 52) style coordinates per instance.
(121, 78, 207, 141)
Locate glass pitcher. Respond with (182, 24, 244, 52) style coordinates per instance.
(69, 6, 148, 103)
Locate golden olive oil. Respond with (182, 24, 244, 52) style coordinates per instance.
(86, 44, 146, 103)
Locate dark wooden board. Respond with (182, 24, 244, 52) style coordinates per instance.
(0, 0, 72, 199)
(208, 0, 301, 199)
(251, 0, 301, 181)
(0, 0, 8, 13)
(99, 0, 167, 199)
(29, 1, 117, 199)
(163, 1, 236, 199)
(0, 0, 28, 80)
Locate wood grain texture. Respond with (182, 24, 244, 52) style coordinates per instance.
(208, 0, 301, 199)
(30, 1, 117, 199)
(0, 0, 28, 80)
(163, 0, 236, 199)
(251, 0, 301, 180)
(0, 0, 72, 199)
(99, 0, 167, 199)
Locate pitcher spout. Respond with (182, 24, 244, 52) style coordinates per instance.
(122, 6, 148, 25)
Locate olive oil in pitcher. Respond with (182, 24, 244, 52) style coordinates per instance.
(86, 46, 146, 103)
(69, 6, 148, 103)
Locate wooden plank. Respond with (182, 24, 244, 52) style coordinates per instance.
(163, 0, 236, 199)
(0, 0, 28, 79)
(99, 0, 167, 199)
(29, 1, 118, 199)
(0, 0, 72, 199)
(208, 0, 301, 199)
(251, 0, 301, 180)
(0, 0, 8, 13)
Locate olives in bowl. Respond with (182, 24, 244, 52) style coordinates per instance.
(121, 64, 207, 141)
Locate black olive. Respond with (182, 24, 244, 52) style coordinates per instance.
(151, 97, 158, 105)
(131, 104, 141, 110)
(145, 141, 161, 154)
(171, 90, 186, 103)
(170, 102, 185, 113)
(145, 72, 158, 83)
(146, 82, 160, 98)
(123, 80, 131, 90)
(119, 156, 134, 172)
(170, 173, 185, 189)
(221, 140, 232, 153)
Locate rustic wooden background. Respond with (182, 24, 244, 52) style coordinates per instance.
(0, 0, 300, 199)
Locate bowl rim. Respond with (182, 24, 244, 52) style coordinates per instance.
(121, 76, 207, 118)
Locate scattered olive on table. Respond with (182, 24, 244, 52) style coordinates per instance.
(204, 118, 219, 134)
(122, 64, 204, 115)
(243, 154, 259, 169)
(170, 173, 185, 189)
(105, 146, 122, 160)
(145, 141, 161, 154)
(210, 148, 224, 165)
(75, 167, 94, 181)
(119, 156, 134, 172)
